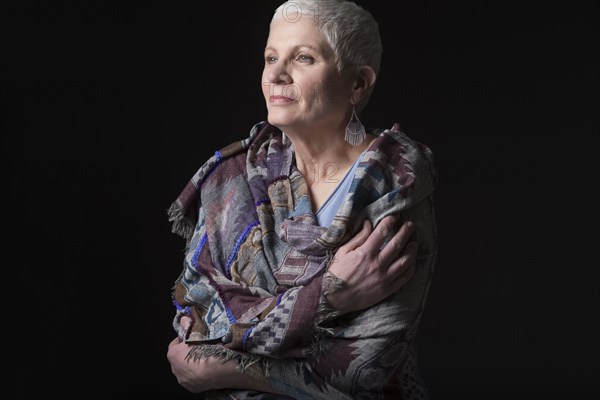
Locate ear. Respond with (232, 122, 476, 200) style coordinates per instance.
(350, 66, 377, 105)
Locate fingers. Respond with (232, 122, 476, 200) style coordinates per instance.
(391, 262, 416, 292)
(378, 220, 416, 265)
(387, 241, 418, 279)
(359, 215, 398, 254)
(338, 219, 372, 253)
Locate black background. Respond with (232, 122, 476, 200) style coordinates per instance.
(2, 1, 598, 399)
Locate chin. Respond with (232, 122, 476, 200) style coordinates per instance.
(266, 110, 295, 129)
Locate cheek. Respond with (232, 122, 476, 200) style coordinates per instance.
(303, 74, 347, 106)
(291, 79, 320, 105)
(322, 80, 347, 105)
(261, 70, 269, 98)
(301, 82, 344, 108)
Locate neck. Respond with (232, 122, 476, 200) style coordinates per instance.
(281, 123, 373, 184)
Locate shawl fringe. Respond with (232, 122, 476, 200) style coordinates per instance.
(309, 271, 345, 357)
(186, 344, 272, 377)
(314, 271, 344, 326)
(321, 271, 345, 297)
(167, 200, 194, 241)
(310, 271, 344, 359)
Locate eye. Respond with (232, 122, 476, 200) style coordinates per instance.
(296, 54, 314, 63)
(265, 55, 278, 64)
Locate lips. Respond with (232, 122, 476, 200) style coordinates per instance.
(269, 95, 296, 103)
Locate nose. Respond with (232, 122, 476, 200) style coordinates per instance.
(266, 60, 292, 84)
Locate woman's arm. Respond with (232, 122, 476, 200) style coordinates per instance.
(168, 334, 285, 395)
(324, 215, 418, 315)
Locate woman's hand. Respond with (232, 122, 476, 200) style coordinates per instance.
(167, 316, 229, 393)
(326, 215, 418, 314)
(167, 317, 284, 394)
(168, 338, 219, 393)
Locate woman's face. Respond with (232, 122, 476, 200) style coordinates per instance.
(262, 15, 352, 132)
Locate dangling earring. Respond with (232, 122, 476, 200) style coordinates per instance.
(345, 107, 366, 146)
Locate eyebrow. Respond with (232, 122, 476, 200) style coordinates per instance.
(264, 44, 321, 54)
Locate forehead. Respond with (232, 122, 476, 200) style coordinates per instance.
(267, 16, 329, 52)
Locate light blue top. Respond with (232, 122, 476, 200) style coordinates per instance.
(316, 151, 366, 227)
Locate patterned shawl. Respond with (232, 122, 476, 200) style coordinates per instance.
(167, 121, 438, 399)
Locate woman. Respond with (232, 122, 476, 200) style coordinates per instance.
(167, 1, 437, 399)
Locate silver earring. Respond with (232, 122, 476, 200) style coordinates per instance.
(345, 107, 366, 146)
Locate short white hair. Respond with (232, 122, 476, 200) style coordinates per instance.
(271, 0, 382, 112)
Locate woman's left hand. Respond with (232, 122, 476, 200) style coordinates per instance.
(167, 340, 218, 393)
(167, 316, 284, 394)
(167, 316, 222, 393)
